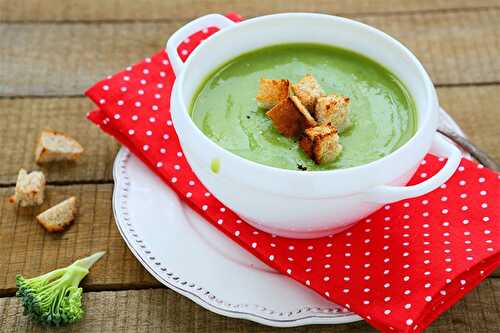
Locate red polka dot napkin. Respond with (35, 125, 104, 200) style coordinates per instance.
(86, 13, 499, 333)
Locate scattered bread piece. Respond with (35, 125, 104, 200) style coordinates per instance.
(9, 169, 46, 207)
(315, 94, 350, 131)
(290, 96, 317, 127)
(299, 125, 343, 164)
(266, 97, 316, 138)
(291, 74, 325, 111)
(256, 79, 290, 109)
(36, 197, 77, 233)
(35, 129, 84, 164)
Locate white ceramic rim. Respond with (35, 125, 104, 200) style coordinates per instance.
(171, 13, 437, 178)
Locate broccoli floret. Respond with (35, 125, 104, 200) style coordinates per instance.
(16, 251, 105, 326)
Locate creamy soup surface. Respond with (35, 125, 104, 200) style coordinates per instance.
(190, 43, 417, 171)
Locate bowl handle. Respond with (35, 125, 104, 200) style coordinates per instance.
(165, 14, 236, 75)
(364, 133, 461, 204)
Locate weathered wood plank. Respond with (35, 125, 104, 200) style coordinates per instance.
(0, 22, 176, 97)
(0, 184, 161, 295)
(1, 85, 498, 185)
(361, 8, 500, 87)
(0, 97, 119, 185)
(0, 279, 499, 332)
(437, 85, 500, 162)
(1, 8, 500, 96)
(1, 0, 499, 22)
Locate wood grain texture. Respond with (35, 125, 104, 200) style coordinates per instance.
(1, 279, 499, 332)
(437, 85, 500, 162)
(0, 22, 176, 97)
(1, 0, 499, 22)
(0, 97, 119, 185)
(0, 184, 161, 295)
(1, 8, 500, 96)
(1, 85, 498, 185)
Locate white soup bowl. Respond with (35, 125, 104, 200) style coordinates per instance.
(166, 13, 461, 239)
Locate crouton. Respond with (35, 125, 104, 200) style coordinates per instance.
(291, 74, 325, 111)
(35, 129, 84, 164)
(36, 197, 77, 233)
(256, 79, 290, 109)
(266, 97, 315, 138)
(290, 96, 317, 127)
(9, 169, 46, 207)
(314, 94, 350, 131)
(299, 125, 343, 164)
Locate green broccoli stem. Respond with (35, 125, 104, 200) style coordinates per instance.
(37, 266, 88, 313)
(29, 251, 105, 297)
(73, 251, 106, 271)
(31, 252, 105, 313)
(24, 251, 105, 289)
(16, 251, 106, 326)
(37, 266, 88, 298)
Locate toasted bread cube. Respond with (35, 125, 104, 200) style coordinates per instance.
(315, 94, 350, 131)
(9, 169, 46, 207)
(266, 97, 315, 138)
(291, 74, 325, 111)
(36, 197, 77, 233)
(290, 96, 317, 127)
(35, 129, 84, 164)
(299, 125, 343, 164)
(256, 79, 290, 109)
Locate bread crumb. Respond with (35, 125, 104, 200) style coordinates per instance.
(9, 169, 46, 207)
(315, 94, 350, 131)
(256, 79, 290, 109)
(36, 197, 78, 233)
(266, 97, 315, 138)
(291, 74, 325, 111)
(35, 129, 84, 164)
(299, 125, 343, 164)
(290, 95, 317, 128)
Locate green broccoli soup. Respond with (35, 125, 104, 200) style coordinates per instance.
(190, 43, 417, 171)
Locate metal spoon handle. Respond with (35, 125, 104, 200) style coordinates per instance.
(437, 128, 499, 172)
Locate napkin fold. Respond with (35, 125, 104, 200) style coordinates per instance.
(86, 13, 499, 333)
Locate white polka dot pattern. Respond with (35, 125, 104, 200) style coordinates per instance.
(85, 15, 499, 333)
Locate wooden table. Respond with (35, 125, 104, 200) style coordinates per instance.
(0, 1, 499, 332)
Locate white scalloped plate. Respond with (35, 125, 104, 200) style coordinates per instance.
(112, 108, 465, 327)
